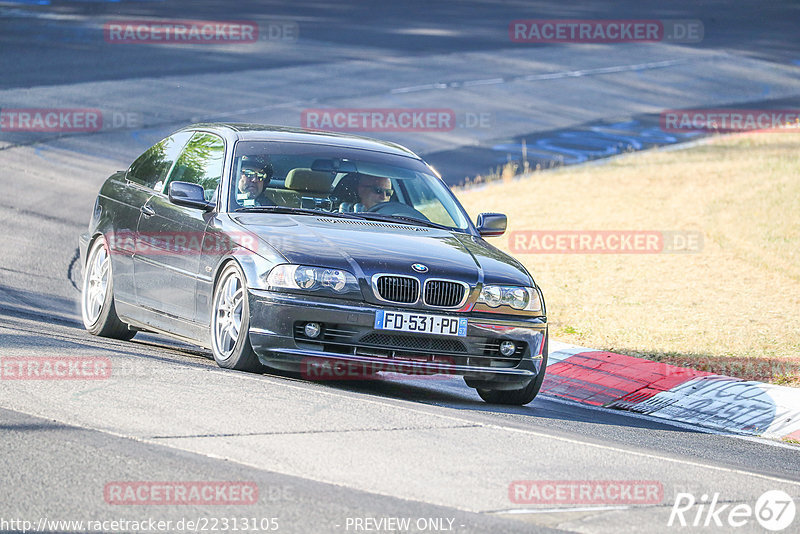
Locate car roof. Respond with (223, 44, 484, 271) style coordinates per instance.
(184, 123, 421, 159)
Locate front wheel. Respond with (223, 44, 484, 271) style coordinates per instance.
(81, 235, 135, 340)
(211, 262, 263, 372)
(476, 336, 548, 405)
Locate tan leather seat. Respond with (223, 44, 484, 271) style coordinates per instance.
(285, 168, 332, 193)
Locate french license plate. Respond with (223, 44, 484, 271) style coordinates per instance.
(374, 310, 467, 337)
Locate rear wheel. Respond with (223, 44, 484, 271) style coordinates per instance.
(81, 236, 135, 340)
(211, 263, 263, 372)
(476, 336, 548, 405)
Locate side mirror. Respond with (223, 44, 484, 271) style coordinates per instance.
(168, 181, 214, 211)
(476, 212, 507, 237)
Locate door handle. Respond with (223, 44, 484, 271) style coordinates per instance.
(141, 205, 155, 217)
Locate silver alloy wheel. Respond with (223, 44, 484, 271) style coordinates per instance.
(82, 239, 110, 327)
(212, 268, 244, 360)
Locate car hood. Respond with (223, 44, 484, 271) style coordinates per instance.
(230, 213, 533, 298)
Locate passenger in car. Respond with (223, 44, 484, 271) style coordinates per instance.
(237, 156, 275, 206)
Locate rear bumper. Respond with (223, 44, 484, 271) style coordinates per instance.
(247, 289, 547, 387)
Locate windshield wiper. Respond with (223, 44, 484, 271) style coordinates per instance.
(348, 212, 455, 231)
(234, 206, 358, 219)
(235, 207, 457, 230)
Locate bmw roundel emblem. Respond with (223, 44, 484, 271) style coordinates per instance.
(411, 263, 428, 273)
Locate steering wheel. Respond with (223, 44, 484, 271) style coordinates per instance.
(366, 201, 430, 221)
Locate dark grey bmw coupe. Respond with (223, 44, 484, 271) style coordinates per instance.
(80, 124, 548, 404)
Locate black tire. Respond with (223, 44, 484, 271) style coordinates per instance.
(476, 335, 548, 405)
(210, 262, 263, 372)
(81, 236, 136, 341)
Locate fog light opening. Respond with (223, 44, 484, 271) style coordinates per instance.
(499, 340, 516, 357)
(304, 322, 322, 338)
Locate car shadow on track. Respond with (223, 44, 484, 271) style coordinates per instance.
(0, 285, 81, 327)
(292, 372, 701, 433)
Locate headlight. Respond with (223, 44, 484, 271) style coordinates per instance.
(265, 264, 361, 297)
(321, 269, 347, 292)
(478, 285, 542, 312)
(482, 285, 503, 307)
(294, 266, 317, 289)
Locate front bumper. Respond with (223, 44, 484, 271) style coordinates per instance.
(247, 289, 547, 388)
(78, 232, 91, 270)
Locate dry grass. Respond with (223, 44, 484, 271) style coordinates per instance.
(454, 132, 800, 386)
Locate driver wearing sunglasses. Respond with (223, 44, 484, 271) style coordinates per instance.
(356, 175, 394, 210)
(237, 155, 275, 206)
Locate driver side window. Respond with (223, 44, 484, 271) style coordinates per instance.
(165, 132, 225, 201)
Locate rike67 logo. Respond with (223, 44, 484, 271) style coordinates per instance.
(669, 490, 795, 531)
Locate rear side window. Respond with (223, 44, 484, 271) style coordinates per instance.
(165, 132, 225, 199)
(127, 131, 193, 189)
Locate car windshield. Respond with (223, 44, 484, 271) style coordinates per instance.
(227, 141, 470, 230)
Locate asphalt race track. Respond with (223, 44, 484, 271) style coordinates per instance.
(1, 1, 799, 533)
